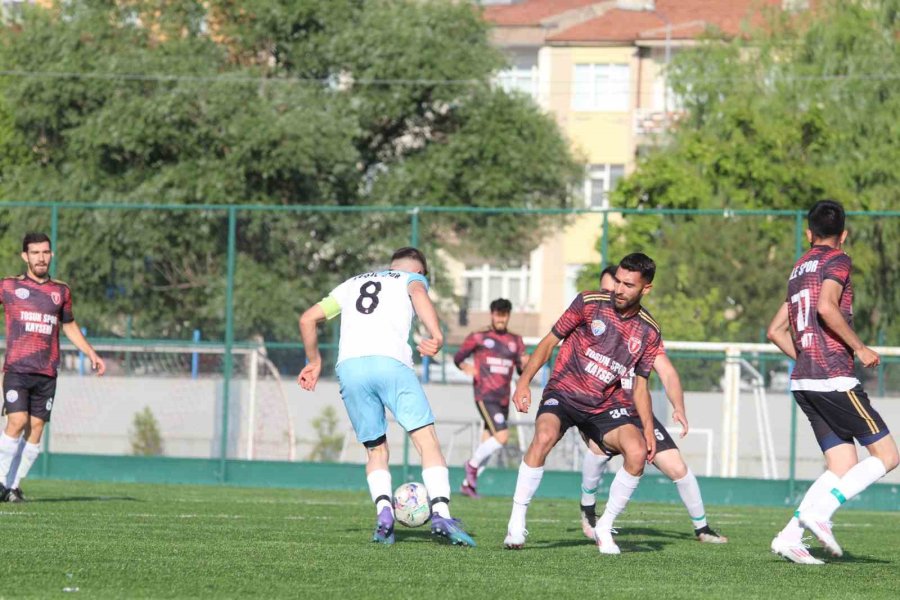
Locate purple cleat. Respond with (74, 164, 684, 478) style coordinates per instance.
(460, 462, 480, 498)
(431, 514, 476, 547)
(371, 507, 395, 545)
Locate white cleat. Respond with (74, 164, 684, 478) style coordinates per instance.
(771, 536, 825, 565)
(595, 528, 620, 555)
(798, 512, 843, 557)
(504, 528, 528, 549)
(580, 505, 597, 540)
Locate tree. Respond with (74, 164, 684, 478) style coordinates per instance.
(583, 0, 900, 344)
(0, 1, 580, 341)
(130, 406, 164, 456)
(306, 406, 343, 462)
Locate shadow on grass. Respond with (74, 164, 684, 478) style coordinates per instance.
(832, 552, 891, 565)
(29, 496, 141, 503)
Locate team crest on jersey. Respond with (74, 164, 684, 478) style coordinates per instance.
(14, 288, 29, 300)
(627, 336, 642, 355)
(51, 291, 61, 305)
(591, 319, 607, 336)
(5, 390, 18, 403)
(507, 341, 517, 353)
(483, 338, 496, 349)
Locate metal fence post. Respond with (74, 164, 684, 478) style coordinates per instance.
(788, 211, 804, 498)
(600, 210, 609, 269)
(220, 207, 237, 483)
(402, 208, 421, 482)
(42, 203, 60, 478)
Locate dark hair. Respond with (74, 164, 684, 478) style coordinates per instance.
(390, 246, 428, 276)
(22, 232, 51, 253)
(808, 200, 845, 240)
(489, 298, 512, 313)
(600, 265, 617, 280)
(618, 252, 656, 283)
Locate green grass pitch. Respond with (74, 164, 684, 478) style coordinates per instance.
(0, 480, 897, 598)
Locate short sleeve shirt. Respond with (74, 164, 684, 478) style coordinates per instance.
(453, 330, 525, 405)
(1, 275, 74, 377)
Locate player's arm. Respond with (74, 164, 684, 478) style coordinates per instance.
(633, 374, 657, 463)
(61, 321, 105, 375)
(409, 280, 443, 357)
(297, 303, 329, 391)
(512, 331, 560, 414)
(453, 334, 477, 377)
(653, 353, 687, 437)
(819, 279, 879, 368)
(766, 302, 797, 361)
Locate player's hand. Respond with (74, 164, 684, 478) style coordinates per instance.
(672, 410, 689, 438)
(459, 363, 476, 378)
(417, 337, 442, 357)
(298, 360, 322, 391)
(857, 346, 880, 368)
(90, 354, 106, 376)
(513, 384, 531, 413)
(644, 428, 657, 464)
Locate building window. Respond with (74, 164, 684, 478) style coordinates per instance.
(572, 64, 630, 112)
(564, 264, 585, 305)
(496, 66, 538, 99)
(463, 265, 530, 312)
(584, 164, 625, 208)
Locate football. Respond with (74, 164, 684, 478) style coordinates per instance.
(392, 482, 431, 528)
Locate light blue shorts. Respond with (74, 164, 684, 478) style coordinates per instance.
(335, 356, 435, 445)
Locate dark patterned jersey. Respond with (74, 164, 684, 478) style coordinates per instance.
(1, 275, 74, 377)
(544, 291, 662, 414)
(454, 329, 526, 405)
(620, 340, 665, 396)
(786, 245, 857, 391)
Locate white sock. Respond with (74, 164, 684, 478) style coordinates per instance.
(6, 437, 25, 488)
(468, 437, 503, 470)
(815, 457, 887, 519)
(422, 466, 451, 518)
(509, 461, 544, 531)
(780, 470, 840, 541)
(12, 442, 40, 488)
(673, 469, 707, 530)
(366, 469, 393, 515)
(598, 469, 641, 531)
(0, 433, 21, 483)
(580, 451, 609, 506)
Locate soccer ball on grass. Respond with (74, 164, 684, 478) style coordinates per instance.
(392, 482, 431, 528)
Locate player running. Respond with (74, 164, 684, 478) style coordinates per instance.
(454, 298, 527, 498)
(0, 233, 106, 502)
(504, 253, 661, 555)
(767, 200, 898, 564)
(297, 247, 475, 547)
(578, 267, 727, 544)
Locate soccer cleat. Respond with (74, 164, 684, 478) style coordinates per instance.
(580, 504, 597, 540)
(460, 480, 480, 499)
(595, 528, 620, 555)
(430, 514, 476, 547)
(503, 528, 528, 549)
(0, 484, 8, 502)
(460, 462, 480, 498)
(6, 488, 25, 503)
(695, 525, 728, 544)
(371, 507, 395, 545)
(771, 536, 825, 565)
(798, 512, 843, 557)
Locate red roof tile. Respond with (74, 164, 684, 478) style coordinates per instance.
(544, 0, 782, 43)
(483, 0, 602, 27)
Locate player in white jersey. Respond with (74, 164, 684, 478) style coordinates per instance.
(298, 247, 475, 547)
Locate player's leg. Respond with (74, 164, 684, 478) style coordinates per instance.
(594, 421, 647, 555)
(6, 376, 56, 502)
(505, 402, 567, 549)
(462, 401, 509, 498)
(336, 358, 395, 544)
(798, 388, 894, 557)
(0, 374, 30, 501)
(653, 448, 727, 543)
(579, 438, 611, 539)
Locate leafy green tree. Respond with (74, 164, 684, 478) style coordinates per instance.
(306, 406, 343, 462)
(0, 1, 580, 341)
(130, 406, 164, 456)
(583, 0, 900, 344)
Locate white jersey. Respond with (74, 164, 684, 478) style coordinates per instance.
(327, 270, 429, 368)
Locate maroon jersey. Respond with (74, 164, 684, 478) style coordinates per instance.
(786, 246, 857, 391)
(454, 329, 525, 405)
(1, 275, 74, 377)
(545, 291, 661, 414)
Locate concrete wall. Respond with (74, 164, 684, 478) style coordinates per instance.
(28, 375, 900, 484)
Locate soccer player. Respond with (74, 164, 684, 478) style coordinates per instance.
(297, 247, 475, 547)
(504, 253, 661, 555)
(0, 232, 106, 502)
(454, 298, 527, 498)
(578, 266, 727, 544)
(767, 200, 898, 564)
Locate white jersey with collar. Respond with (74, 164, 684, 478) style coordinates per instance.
(328, 270, 428, 368)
